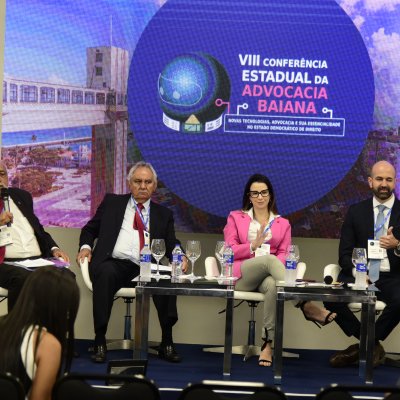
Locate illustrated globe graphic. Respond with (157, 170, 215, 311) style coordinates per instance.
(158, 52, 231, 123)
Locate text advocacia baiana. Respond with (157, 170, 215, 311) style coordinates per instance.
(242, 84, 328, 115)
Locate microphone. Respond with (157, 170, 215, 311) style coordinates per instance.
(324, 275, 333, 285)
(1, 187, 11, 227)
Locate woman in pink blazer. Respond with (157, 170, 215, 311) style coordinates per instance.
(224, 174, 335, 367)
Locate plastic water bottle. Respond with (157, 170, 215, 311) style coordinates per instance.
(222, 244, 234, 277)
(140, 244, 152, 280)
(354, 256, 368, 289)
(285, 249, 298, 286)
(171, 244, 183, 278)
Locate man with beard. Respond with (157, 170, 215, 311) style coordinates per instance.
(326, 161, 400, 368)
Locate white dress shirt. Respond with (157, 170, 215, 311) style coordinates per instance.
(5, 197, 42, 259)
(372, 194, 394, 272)
(112, 197, 151, 265)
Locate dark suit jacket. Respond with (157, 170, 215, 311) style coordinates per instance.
(339, 197, 400, 280)
(7, 187, 58, 258)
(79, 194, 180, 270)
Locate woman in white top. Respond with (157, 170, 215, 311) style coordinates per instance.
(0, 266, 79, 400)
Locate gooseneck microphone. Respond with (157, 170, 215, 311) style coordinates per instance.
(1, 187, 11, 227)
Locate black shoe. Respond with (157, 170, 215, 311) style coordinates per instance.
(329, 344, 359, 367)
(91, 344, 107, 363)
(373, 343, 385, 367)
(158, 343, 181, 363)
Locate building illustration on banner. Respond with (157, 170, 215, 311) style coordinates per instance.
(2, 45, 129, 224)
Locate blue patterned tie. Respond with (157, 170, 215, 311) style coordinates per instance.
(369, 204, 386, 283)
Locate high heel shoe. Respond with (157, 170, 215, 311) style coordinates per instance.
(259, 329, 272, 367)
(296, 301, 336, 328)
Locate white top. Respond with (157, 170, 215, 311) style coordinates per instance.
(246, 208, 278, 243)
(5, 197, 41, 259)
(20, 325, 46, 381)
(112, 198, 151, 264)
(372, 194, 394, 272)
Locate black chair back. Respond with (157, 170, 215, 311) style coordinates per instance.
(0, 372, 25, 400)
(317, 385, 400, 400)
(178, 381, 287, 400)
(53, 373, 160, 400)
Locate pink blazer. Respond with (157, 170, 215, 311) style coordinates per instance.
(223, 210, 291, 278)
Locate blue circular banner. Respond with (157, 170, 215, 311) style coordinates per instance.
(128, 0, 374, 217)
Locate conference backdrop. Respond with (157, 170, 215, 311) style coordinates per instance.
(1, 0, 399, 237)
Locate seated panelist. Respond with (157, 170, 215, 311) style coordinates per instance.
(326, 161, 400, 368)
(77, 161, 188, 364)
(224, 173, 336, 367)
(0, 161, 70, 311)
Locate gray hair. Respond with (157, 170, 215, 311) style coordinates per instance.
(127, 161, 158, 185)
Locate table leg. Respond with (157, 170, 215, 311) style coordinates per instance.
(359, 301, 375, 383)
(133, 287, 150, 360)
(366, 300, 375, 384)
(273, 294, 284, 385)
(223, 295, 233, 378)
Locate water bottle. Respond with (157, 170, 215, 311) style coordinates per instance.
(285, 244, 299, 286)
(354, 257, 368, 289)
(139, 244, 152, 280)
(222, 244, 234, 277)
(171, 244, 183, 278)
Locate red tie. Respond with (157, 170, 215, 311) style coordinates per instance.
(133, 203, 145, 251)
(0, 199, 5, 263)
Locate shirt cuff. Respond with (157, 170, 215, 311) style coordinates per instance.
(394, 247, 400, 257)
(80, 244, 92, 252)
(250, 243, 255, 254)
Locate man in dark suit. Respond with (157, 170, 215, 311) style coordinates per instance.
(0, 161, 70, 311)
(326, 161, 400, 368)
(77, 161, 187, 363)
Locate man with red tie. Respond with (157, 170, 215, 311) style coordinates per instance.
(77, 161, 187, 363)
(0, 161, 70, 311)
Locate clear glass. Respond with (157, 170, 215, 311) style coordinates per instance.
(186, 240, 201, 279)
(352, 248, 367, 266)
(215, 241, 225, 278)
(151, 239, 166, 277)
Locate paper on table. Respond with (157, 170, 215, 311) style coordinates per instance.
(151, 263, 172, 272)
(13, 258, 56, 268)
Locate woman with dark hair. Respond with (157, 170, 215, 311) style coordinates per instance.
(0, 266, 80, 400)
(224, 173, 335, 367)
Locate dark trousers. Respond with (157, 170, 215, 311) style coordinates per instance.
(325, 272, 400, 342)
(0, 264, 31, 312)
(90, 258, 178, 345)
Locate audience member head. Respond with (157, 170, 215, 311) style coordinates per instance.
(127, 161, 158, 204)
(0, 266, 80, 375)
(242, 173, 278, 214)
(368, 160, 396, 203)
(0, 160, 9, 189)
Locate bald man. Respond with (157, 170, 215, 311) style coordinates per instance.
(327, 161, 400, 368)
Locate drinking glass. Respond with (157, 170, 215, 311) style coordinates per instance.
(151, 239, 166, 277)
(186, 240, 201, 279)
(215, 241, 225, 277)
(352, 248, 367, 266)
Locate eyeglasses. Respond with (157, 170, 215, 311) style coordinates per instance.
(248, 190, 269, 198)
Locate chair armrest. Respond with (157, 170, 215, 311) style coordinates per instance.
(205, 256, 219, 277)
(80, 257, 93, 291)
